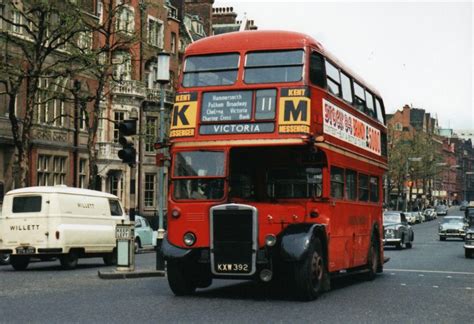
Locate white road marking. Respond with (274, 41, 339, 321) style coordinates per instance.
(466, 287, 472, 290)
(446, 276, 452, 279)
(433, 285, 439, 288)
(386, 269, 474, 275)
(401, 283, 406, 286)
(418, 274, 424, 277)
(390, 273, 396, 275)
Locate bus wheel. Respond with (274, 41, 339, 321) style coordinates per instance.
(364, 236, 379, 281)
(60, 251, 79, 270)
(293, 237, 327, 301)
(167, 260, 197, 296)
(10, 256, 30, 271)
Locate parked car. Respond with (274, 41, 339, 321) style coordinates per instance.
(438, 216, 467, 241)
(464, 207, 474, 258)
(383, 212, 414, 249)
(414, 211, 424, 223)
(405, 212, 417, 225)
(460, 201, 469, 211)
(134, 215, 156, 253)
(436, 205, 448, 216)
(424, 208, 436, 221)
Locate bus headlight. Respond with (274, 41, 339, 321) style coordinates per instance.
(183, 232, 196, 246)
(171, 208, 181, 218)
(265, 234, 277, 247)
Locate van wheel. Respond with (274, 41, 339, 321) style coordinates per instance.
(103, 250, 117, 266)
(293, 237, 328, 301)
(167, 260, 197, 296)
(0, 253, 11, 265)
(60, 251, 79, 270)
(10, 256, 30, 270)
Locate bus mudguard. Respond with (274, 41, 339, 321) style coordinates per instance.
(161, 235, 193, 260)
(279, 223, 327, 262)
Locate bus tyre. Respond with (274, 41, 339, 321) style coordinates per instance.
(293, 237, 328, 301)
(60, 251, 79, 270)
(10, 256, 30, 271)
(167, 260, 197, 296)
(0, 253, 10, 265)
(364, 236, 379, 281)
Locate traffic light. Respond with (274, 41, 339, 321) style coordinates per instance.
(117, 119, 137, 166)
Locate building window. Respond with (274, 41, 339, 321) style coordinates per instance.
(77, 30, 92, 50)
(79, 159, 87, 188)
(11, 8, 21, 34)
(148, 17, 163, 48)
(79, 105, 87, 130)
(114, 111, 124, 143)
(171, 32, 177, 54)
(112, 51, 132, 81)
(37, 78, 49, 124)
(144, 174, 156, 208)
(109, 174, 123, 197)
(54, 99, 65, 126)
(330, 166, 344, 199)
(37, 155, 51, 186)
(52, 156, 66, 185)
(145, 117, 157, 152)
(0, 6, 4, 30)
(116, 5, 134, 34)
(97, 0, 104, 24)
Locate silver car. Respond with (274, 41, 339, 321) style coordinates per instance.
(438, 216, 467, 241)
(383, 212, 414, 249)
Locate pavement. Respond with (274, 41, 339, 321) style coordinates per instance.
(98, 248, 165, 279)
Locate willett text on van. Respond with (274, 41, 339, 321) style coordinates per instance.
(10, 225, 40, 231)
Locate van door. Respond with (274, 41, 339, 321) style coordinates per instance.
(8, 194, 50, 253)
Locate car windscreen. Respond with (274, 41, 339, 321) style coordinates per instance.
(12, 196, 42, 213)
(244, 50, 304, 84)
(441, 218, 464, 224)
(383, 214, 401, 224)
(182, 53, 239, 87)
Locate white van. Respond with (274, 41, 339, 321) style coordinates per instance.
(0, 186, 129, 270)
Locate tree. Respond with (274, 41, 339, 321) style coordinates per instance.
(0, 0, 87, 187)
(67, 0, 140, 190)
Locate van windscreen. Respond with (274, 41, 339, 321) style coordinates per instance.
(12, 196, 42, 213)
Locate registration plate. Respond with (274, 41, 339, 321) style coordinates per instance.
(216, 263, 250, 273)
(16, 246, 35, 255)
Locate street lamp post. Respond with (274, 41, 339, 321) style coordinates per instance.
(155, 52, 170, 271)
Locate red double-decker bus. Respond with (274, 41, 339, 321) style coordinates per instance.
(162, 30, 387, 300)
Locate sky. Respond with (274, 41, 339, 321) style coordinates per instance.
(213, 0, 473, 130)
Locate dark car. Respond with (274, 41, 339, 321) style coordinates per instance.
(438, 216, 467, 241)
(436, 205, 448, 216)
(383, 212, 414, 249)
(464, 207, 474, 258)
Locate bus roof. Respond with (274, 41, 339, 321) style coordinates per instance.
(186, 30, 381, 97)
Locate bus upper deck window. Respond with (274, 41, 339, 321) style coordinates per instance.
(310, 52, 325, 87)
(244, 50, 304, 84)
(182, 53, 239, 87)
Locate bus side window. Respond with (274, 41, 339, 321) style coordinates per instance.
(310, 52, 325, 88)
(358, 174, 369, 202)
(353, 82, 366, 112)
(325, 60, 341, 97)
